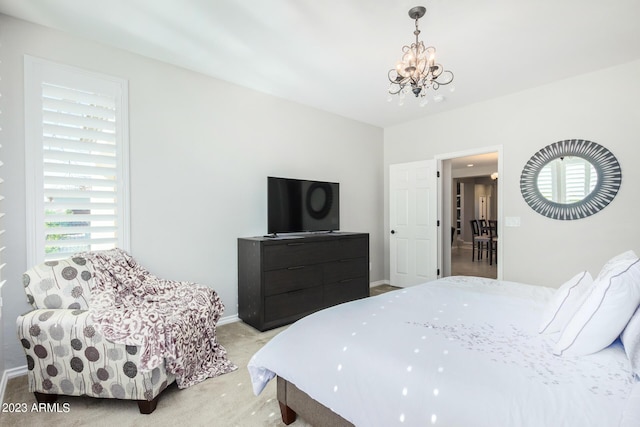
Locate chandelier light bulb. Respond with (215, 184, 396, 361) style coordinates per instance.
(387, 6, 454, 103)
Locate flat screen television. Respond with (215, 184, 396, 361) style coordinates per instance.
(268, 176, 340, 234)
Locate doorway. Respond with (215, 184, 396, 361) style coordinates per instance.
(437, 147, 502, 280)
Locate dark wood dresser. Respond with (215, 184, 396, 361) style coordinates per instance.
(238, 232, 369, 331)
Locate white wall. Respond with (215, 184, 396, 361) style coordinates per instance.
(384, 59, 640, 287)
(0, 14, 384, 371)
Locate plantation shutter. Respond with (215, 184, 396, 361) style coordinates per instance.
(0, 100, 5, 293)
(25, 57, 130, 264)
(564, 157, 597, 203)
(536, 164, 553, 201)
(536, 158, 597, 204)
(0, 148, 4, 295)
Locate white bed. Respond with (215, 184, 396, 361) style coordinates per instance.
(248, 276, 640, 427)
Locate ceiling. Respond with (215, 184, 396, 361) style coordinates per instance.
(2, 0, 640, 128)
(450, 153, 497, 171)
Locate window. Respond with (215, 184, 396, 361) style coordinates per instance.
(0, 146, 4, 300)
(0, 55, 5, 295)
(25, 57, 129, 264)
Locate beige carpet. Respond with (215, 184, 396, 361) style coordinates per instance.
(2, 285, 397, 427)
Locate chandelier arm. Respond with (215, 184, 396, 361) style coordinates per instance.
(388, 69, 405, 84)
(388, 69, 407, 95)
(431, 64, 443, 78)
(435, 70, 454, 85)
(388, 69, 397, 83)
(388, 84, 404, 95)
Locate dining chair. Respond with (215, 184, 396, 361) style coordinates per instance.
(488, 220, 498, 265)
(478, 219, 489, 234)
(470, 220, 491, 262)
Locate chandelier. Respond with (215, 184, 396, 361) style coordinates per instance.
(388, 6, 454, 106)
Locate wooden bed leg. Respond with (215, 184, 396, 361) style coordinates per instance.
(137, 395, 160, 414)
(34, 392, 58, 403)
(279, 401, 297, 425)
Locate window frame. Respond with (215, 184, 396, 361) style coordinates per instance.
(24, 56, 130, 265)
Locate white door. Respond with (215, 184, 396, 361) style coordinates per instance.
(390, 160, 439, 287)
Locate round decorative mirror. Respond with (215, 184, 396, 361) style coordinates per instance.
(520, 139, 621, 220)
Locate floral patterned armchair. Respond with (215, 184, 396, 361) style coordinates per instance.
(17, 254, 176, 414)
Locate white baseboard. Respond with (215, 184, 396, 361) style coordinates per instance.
(370, 280, 390, 288)
(455, 242, 473, 249)
(1, 365, 28, 404)
(218, 314, 240, 326)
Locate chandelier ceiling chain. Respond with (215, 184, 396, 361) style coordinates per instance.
(388, 6, 454, 106)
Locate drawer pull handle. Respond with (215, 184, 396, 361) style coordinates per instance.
(287, 266, 305, 270)
(339, 278, 355, 283)
(287, 243, 305, 246)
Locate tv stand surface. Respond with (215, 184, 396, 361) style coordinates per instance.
(263, 230, 339, 239)
(238, 232, 369, 331)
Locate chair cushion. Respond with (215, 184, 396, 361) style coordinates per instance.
(22, 256, 94, 310)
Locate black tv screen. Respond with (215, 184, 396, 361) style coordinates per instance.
(268, 177, 340, 234)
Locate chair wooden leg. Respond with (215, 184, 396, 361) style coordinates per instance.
(493, 241, 498, 265)
(489, 244, 493, 265)
(137, 395, 160, 414)
(34, 392, 58, 404)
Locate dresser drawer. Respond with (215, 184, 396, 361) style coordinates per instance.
(324, 258, 368, 284)
(264, 265, 322, 296)
(263, 241, 334, 270)
(332, 236, 369, 260)
(324, 277, 369, 307)
(264, 286, 323, 322)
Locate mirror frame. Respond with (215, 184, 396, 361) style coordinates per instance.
(520, 139, 622, 220)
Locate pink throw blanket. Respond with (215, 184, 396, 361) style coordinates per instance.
(81, 248, 236, 388)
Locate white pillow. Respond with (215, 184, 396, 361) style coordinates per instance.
(597, 250, 640, 280)
(621, 305, 640, 377)
(554, 251, 640, 357)
(538, 271, 593, 334)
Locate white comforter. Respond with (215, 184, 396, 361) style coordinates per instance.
(248, 276, 637, 426)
